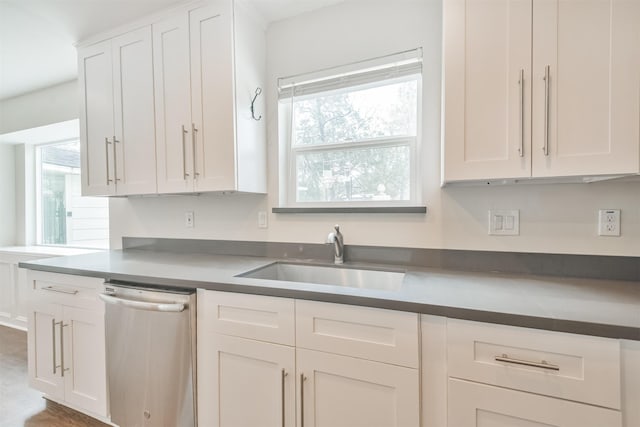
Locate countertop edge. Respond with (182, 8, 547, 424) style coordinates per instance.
(20, 261, 640, 341)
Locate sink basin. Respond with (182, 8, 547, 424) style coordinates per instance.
(238, 262, 405, 292)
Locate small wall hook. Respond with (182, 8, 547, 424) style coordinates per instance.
(251, 87, 262, 121)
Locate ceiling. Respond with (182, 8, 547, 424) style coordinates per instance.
(0, 0, 342, 101)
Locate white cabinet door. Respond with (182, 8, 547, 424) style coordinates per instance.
(443, 0, 532, 182)
(0, 261, 14, 323)
(198, 333, 295, 427)
(79, 40, 116, 196)
(153, 13, 194, 194)
(532, 0, 640, 176)
(13, 266, 29, 328)
(190, 0, 237, 192)
(112, 26, 157, 195)
(62, 305, 107, 417)
(28, 301, 64, 399)
(532, 0, 640, 177)
(297, 348, 419, 427)
(448, 378, 622, 427)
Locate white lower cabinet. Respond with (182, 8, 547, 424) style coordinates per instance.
(448, 378, 622, 427)
(197, 290, 420, 427)
(0, 252, 58, 330)
(442, 318, 627, 427)
(297, 348, 419, 427)
(27, 271, 107, 420)
(198, 333, 296, 427)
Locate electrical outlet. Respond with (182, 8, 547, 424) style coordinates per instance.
(488, 209, 519, 236)
(598, 209, 620, 236)
(258, 211, 268, 229)
(185, 211, 194, 228)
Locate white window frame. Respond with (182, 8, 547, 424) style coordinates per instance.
(278, 49, 423, 208)
(34, 138, 109, 249)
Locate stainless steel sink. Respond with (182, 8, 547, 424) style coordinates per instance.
(238, 262, 405, 292)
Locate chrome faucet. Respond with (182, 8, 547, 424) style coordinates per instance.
(326, 224, 344, 264)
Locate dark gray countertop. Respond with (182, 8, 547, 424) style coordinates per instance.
(20, 249, 640, 340)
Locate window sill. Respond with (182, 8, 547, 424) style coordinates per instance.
(272, 206, 427, 214)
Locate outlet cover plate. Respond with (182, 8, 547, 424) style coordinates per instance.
(598, 209, 620, 236)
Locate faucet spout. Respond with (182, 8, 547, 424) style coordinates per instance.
(326, 224, 344, 264)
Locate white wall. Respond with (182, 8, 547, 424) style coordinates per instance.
(0, 80, 78, 135)
(108, 0, 640, 256)
(0, 145, 16, 246)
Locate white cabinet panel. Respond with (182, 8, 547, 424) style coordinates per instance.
(443, 0, 532, 181)
(443, 0, 640, 183)
(27, 271, 107, 419)
(447, 318, 621, 409)
(296, 300, 419, 368)
(28, 301, 64, 398)
(190, 1, 236, 192)
(532, 0, 640, 177)
(153, 0, 266, 195)
(198, 289, 295, 345)
(111, 26, 157, 195)
(297, 348, 419, 427)
(0, 262, 14, 322)
(62, 306, 107, 416)
(79, 26, 156, 197)
(79, 40, 115, 196)
(198, 333, 295, 427)
(448, 378, 622, 427)
(153, 13, 193, 194)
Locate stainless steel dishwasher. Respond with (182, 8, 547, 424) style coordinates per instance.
(99, 282, 196, 427)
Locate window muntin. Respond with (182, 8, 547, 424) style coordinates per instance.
(37, 140, 109, 249)
(279, 51, 422, 207)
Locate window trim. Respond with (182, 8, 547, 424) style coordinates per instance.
(278, 58, 423, 208)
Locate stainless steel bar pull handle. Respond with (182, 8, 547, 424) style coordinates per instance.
(52, 319, 59, 374)
(113, 135, 120, 182)
(59, 321, 66, 377)
(182, 125, 189, 179)
(300, 374, 306, 427)
(543, 65, 550, 156)
(192, 124, 199, 177)
(281, 369, 287, 427)
(518, 69, 525, 157)
(495, 353, 559, 371)
(99, 293, 185, 312)
(105, 137, 113, 185)
(43, 286, 78, 295)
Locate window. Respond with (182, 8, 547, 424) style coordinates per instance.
(278, 49, 422, 207)
(36, 139, 109, 249)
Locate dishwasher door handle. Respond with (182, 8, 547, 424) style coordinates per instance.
(99, 293, 185, 312)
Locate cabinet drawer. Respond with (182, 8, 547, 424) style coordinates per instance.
(447, 319, 621, 409)
(29, 271, 104, 311)
(198, 290, 295, 346)
(448, 378, 621, 427)
(296, 300, 419, 368)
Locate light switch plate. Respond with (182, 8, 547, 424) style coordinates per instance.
(258, 211, 268, 229)
(488, 210, 519, 236)
(185, 211, 194, 228)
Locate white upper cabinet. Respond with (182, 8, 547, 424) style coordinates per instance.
(79, 41, 115, 196)
(153, 13, 193, 194)
(443, 0, 532, 181)
(79, 26, 156, 196)
(443, 0, 640, 183)
(154, 0, 267, 194)
(531, 0, 640, 177)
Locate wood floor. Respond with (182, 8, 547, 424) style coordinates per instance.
(0, 325, 110, 427)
